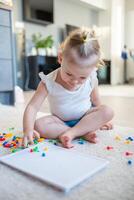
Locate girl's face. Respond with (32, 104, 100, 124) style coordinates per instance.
(59, 50, 98, 90)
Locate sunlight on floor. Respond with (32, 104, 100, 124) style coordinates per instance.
(99, 85, 134, 97)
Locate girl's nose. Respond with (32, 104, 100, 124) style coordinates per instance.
(72, 79, 79, 84)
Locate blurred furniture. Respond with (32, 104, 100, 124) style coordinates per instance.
(27, 55, 60, 90)
(97, 60, 111, 84)
(0, 4, 15, 105)
(15, 24, 26, 90)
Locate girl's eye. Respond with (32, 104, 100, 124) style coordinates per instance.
(66, 73, 72, 76)
(80, 77, 86, 80)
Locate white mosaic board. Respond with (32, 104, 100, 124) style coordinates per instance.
(0, 141, 109, 192)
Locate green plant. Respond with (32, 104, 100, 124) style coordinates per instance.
(32, 33, 54, 54)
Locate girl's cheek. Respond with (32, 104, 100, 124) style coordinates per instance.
(62, 74, 69, 81)
(80, 79, 86, 84)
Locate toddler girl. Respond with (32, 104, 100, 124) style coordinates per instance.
(22, 27, 114, 148)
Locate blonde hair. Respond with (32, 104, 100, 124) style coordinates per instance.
(60, 27, 104, 67)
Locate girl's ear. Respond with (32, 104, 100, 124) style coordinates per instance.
(57, 51, 63, 64)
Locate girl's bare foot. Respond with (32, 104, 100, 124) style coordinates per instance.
(59, 134, 74, 148)
(83, 132, 97, 143)
(100, 122, 113, 130)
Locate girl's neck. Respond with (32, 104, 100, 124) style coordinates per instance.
(55, 68, 79, 91)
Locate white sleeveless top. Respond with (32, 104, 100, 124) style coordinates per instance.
(39, 68, 98, 121)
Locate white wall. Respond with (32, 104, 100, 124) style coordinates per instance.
(99, 0, 126, 84)
(77, 0, 108, 10)
(54, 0, 97, 27)
(125, 0, 134, 80)
(110, 0, 125, 85)
(13, 0, 99, 55)
(98, 9, 111, 60)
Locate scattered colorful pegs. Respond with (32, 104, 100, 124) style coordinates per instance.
(42, 152, 46, 157)
(78, 140, 84, 144)
(106, 146, 114, 150)
(124, 140, 131, 144)
(44, 147, 48, 151)
(126, 137, 133, 141)
(127, 160, 132, 165)
(125, 151, 133, 156)
(115, 135, 121, 141)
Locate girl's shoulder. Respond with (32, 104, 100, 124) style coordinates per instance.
(39, 68, 59, 81)
(88, 68, 98, 89)
(39, 68, 59, 93)
(91, 68, 98, 79)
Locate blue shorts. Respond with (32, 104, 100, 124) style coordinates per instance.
(64, 119, 81, 127)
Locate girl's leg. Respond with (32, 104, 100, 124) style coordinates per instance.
(35, 115, 97, 148)
(82, 106, 113, 143)
(83, 132, 97, 143)
(34, 115, 71, 138)
(82, 107, 101, 143)
(60, 105, 114, 148)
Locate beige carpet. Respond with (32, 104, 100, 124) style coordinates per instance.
(0, 105, 134, 200)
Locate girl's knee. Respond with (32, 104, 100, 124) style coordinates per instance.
(34, 116, 54, 130)
(100, 105, 114, 121)
(34, 119, 40, 131)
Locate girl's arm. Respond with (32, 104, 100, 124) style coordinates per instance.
(90, 83, 101, 107)
(91, 83, 113, 130)
(23, 81, 48, 146)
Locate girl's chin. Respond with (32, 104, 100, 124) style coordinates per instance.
(67, 83, 81, 90)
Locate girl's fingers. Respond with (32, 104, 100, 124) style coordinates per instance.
(22, 130, 41, 148)
(33, 130, 40, 139)
(22, 136, 28, 147)
(108, 124, 112, 130)
(100, 125, 108, 130)
(110, 123, 113, 129)
(18, 139, 23, 147)
(107, 123, 113, 130)
(28, 134, 34, 145)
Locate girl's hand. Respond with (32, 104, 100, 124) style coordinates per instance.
(22, 130, 40, 148)
(100, 121, 113, 130)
